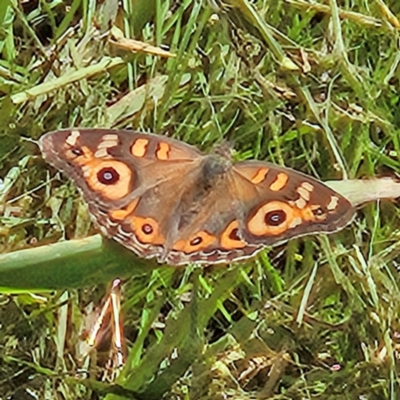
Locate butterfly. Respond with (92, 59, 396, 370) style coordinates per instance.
(39, 129, 355, 266)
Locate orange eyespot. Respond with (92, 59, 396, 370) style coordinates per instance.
(64, 143, 133, 200)
(247, 201, 294, 236)
(173, 231, 216, 253)
(131, 216, 164, 245)
(86, 161, 132, 200)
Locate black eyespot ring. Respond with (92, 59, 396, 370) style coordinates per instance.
(190, 237, 202, 246)
(142, 224, 153, 235)
(312, 207, 324, 216)
(97, 167, 120, 185)
(229, 228, 241, 241)
(71, 148, 83, 156)
(265, 210, 287, 226)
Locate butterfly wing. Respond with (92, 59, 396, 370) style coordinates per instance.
(159, 160, 355, 265)
(231, 160, 355, 245)
(39, 128, 207, 260)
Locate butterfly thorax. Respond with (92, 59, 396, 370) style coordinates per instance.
(175, 154, 233, 231)
(198, 154, 232, 191)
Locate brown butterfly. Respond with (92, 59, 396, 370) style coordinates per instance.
(39, 129, 355, 266)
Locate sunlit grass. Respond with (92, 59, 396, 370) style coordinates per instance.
(1, 0, 400, 399)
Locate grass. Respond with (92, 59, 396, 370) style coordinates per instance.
(1, 0, 400, 399)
